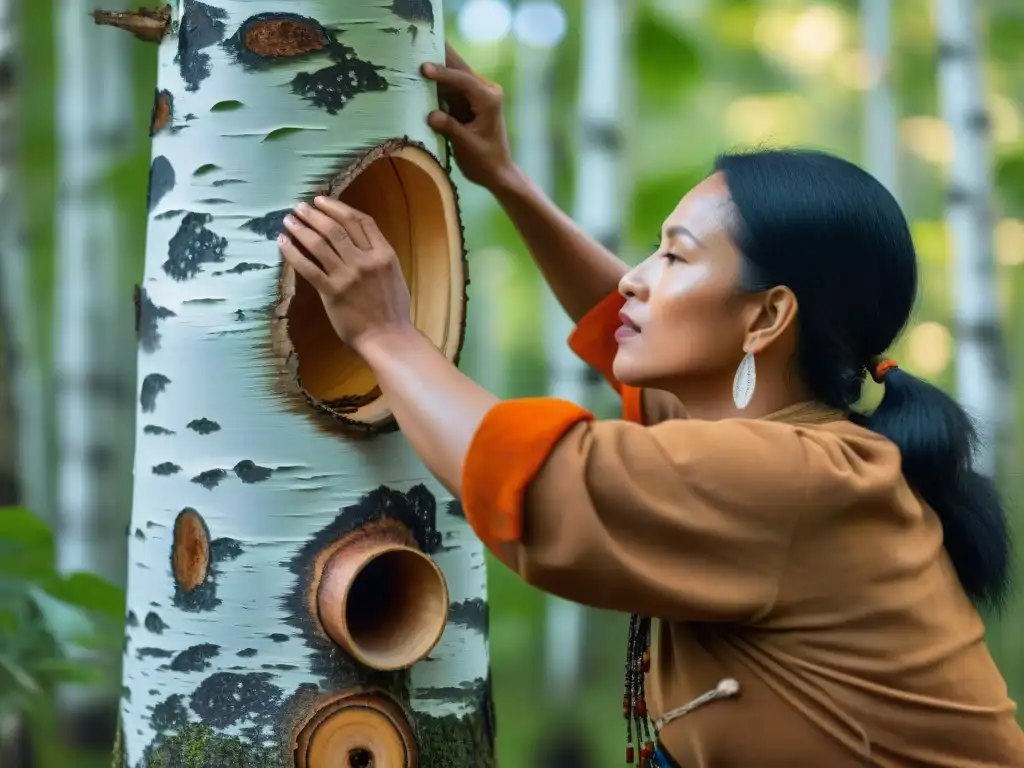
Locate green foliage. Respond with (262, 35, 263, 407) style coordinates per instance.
(0, 507, 125, 717)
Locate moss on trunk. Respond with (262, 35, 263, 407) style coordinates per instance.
(416, 711, 496, 768)
(112, 719, 279, 768)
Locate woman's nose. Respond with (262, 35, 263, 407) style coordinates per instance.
(618, 266, 648, 300)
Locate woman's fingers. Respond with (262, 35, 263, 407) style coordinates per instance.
(278, 233, 331, 291)
(293, 200, 371, 251)
(313, 197, 391, 253)
(282, 213, 345, 272)
(421, 62, 499, 108)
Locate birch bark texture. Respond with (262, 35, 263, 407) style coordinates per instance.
(934, 0, 1010, 478)
(106, 2, 493, 766)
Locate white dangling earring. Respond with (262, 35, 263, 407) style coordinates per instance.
(732, 351, 756, 410)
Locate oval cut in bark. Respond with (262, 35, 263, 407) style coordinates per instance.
(275, 138, 466, 432)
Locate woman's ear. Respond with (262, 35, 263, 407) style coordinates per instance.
(742, 286, 798, 353)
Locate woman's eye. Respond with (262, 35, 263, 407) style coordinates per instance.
(664, 251, 683, 263)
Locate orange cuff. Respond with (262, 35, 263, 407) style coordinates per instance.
(462, 398, 594, 549)
(567, 291, 645, 425)
(568, 292, 625, 394)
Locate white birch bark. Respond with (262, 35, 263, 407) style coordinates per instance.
(860, 0, 897, 199)
(934, 0, 1010, 478)
(105, 2, 493, 765)
(0, 0, 49, 522)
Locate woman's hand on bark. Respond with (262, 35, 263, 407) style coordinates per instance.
(279, 197, 415, 354)
(422, 43, 516, 190)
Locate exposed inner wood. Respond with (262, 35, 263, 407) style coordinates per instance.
(279, 142, 464, 429)
(293, 689, 417, 768)
(316, 520, 449, 671)
(171, 508, 209, 591)
(244, 19, 327, 57)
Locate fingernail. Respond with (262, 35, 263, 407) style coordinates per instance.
(278, 234, 287, 243)
(422, 63, 436, 76)
(284, 214, 296, 225)
(295, 202, 310, 212)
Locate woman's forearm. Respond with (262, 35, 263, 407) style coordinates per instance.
(356, 325, 499, 498)
(489, 165, 628, 323)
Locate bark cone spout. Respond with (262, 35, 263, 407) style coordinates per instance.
(316, 524, 449, 671)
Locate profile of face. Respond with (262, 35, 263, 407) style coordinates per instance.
(612, 172, 799, 411)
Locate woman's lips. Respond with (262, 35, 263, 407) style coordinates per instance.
(616, 310, 640, 341)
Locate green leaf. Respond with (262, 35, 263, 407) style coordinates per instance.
(0, 654, 41, 695)
(27, 587, 96, 651)
(47, 572, 125, 619)
(995, 149, 1024, 209)
(633, 5, 701, 100)
(0, 507, 55, 579)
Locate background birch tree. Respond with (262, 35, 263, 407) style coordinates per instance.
(95, 1, 494, 765)
(53, 0, 136, 747)
(934, 0, 1012, 478)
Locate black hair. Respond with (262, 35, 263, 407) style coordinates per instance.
(713, 147, 1011, 611)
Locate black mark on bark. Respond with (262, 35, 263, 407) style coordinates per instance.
(210, 537, 243, 562)
(267, 633, 288, 643)
(446, 500, 465, 518)
(140, 374, 171, 413)
(153, 462, 182, 476)
(135, 528, 146, 540)
(241, 209, 289, 239)
(261, 663, 298, 670)
(187, 418, 221, 434)
(448, 598, 489, 635)
(234, 460, 272, 483)
(170, 643, 221, 672)
(150, 693, 189, 732)
(136, 287, 176, 354)
(213, 261, 271, 275)
(191, 468, 228, 490)
(390, 0, 434, 26)
(176, 0, 228, 92)
(236, 648, 257, 657)
(163, 212, 228, 281)
(211, 178, 246, 187)
(145, 612, 169, 634)
(172, 531, 241, 614)
(155, 209, 185, 221)
(143, 425, 175, 435)
(136, 647, 175, 659)
(190, 671, 283, 730)
(127, 610, 139, 627)
(291, 43, 388, 115)
(147, 156, 175, 212)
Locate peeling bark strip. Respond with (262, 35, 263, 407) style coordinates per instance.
(150, 89, 173, 135)
(176, 0, 228, 92)
(92, 4, 171, 43)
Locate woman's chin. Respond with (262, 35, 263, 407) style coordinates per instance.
(611, 352, 647, 388)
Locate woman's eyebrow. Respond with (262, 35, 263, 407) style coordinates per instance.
(663, 224, 704, 248)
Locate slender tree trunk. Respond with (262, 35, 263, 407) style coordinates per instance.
(860, 0, 897, 198)
(0, 3, 38, 764)
(53, 0, 135, 750)
(934, 0, 1011, 478)
(99, 2, 493, 766)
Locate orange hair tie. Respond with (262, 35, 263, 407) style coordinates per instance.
(871, 358, 898, 383)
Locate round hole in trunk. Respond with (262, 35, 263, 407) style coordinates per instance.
(275, 139, 466, 432)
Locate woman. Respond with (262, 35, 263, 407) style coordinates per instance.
(278, 46, 1024, 767)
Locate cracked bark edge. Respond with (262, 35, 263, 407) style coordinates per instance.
(93, 4, 172, 43)
(270, 136, 469, 436)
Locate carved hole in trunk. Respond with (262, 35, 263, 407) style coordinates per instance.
(277, 140, 465, 433)
(348, 748, 372, 767)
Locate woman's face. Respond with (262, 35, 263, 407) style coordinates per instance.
(612, 173, 759, 396)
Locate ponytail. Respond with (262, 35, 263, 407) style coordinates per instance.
(852, 367, 1012, 611)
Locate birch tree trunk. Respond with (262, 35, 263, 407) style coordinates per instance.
(54, 0, 136, 746)
(860, 0, 897, 198)
(97, 2, 493, 766)
(934, 0, 1011, 478)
